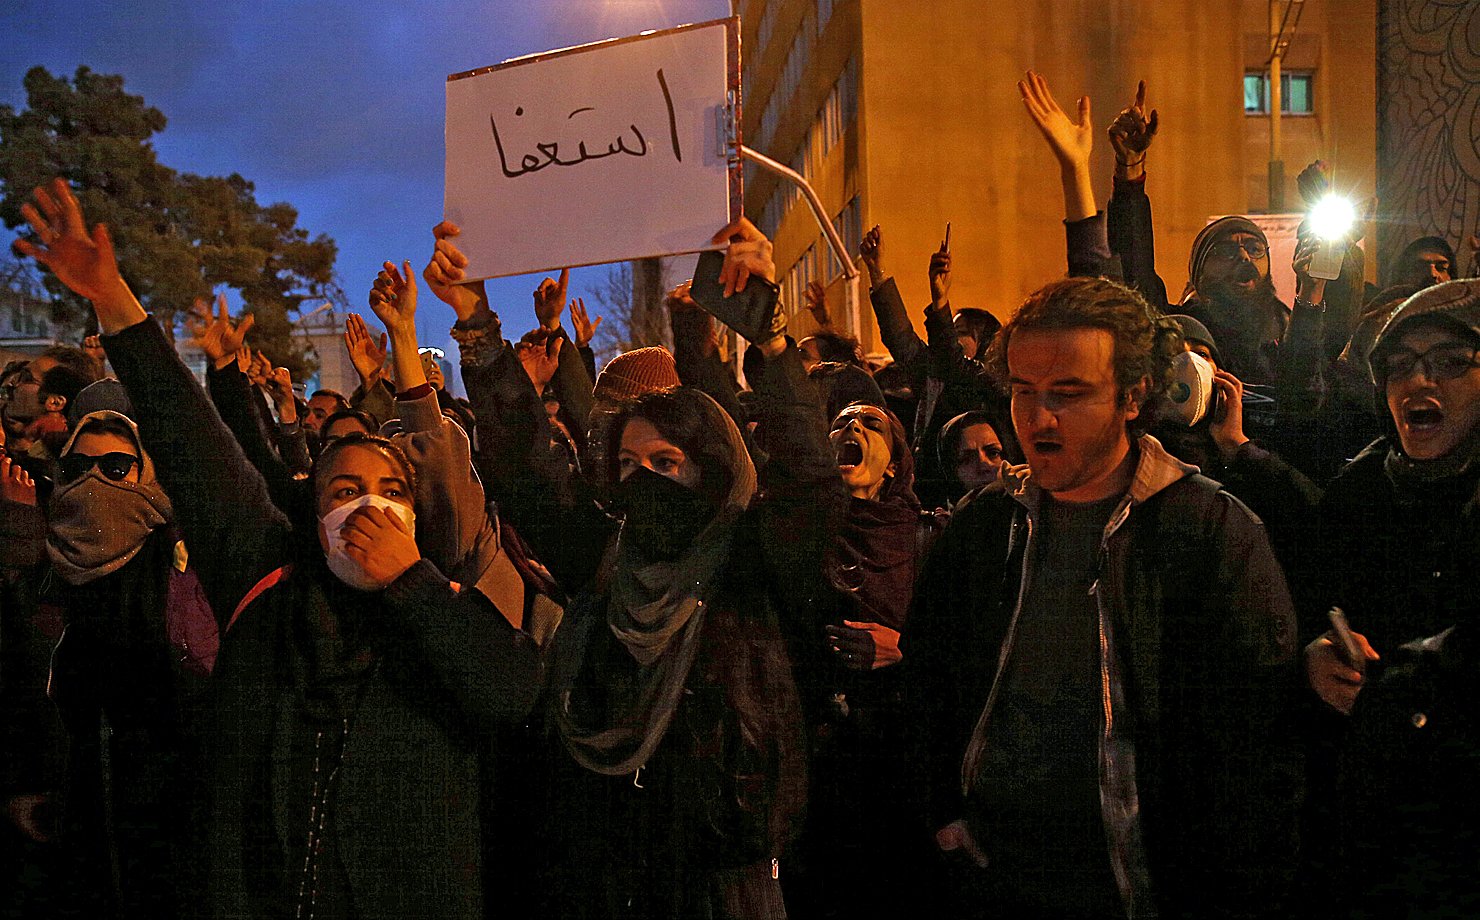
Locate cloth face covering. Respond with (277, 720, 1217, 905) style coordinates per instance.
(319, 494, 417, 591)
(47, 466, 173, 585)
(612, 466, 719, 561)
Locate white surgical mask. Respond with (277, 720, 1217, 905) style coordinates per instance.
(1161, 350, 1216, 427)
(319, 494, 416, 591)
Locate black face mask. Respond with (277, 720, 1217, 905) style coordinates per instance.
(613, 466, 718, 560)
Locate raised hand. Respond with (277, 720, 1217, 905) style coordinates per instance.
(81, 334, 106, 372)
(422, 221, 489, 322)
(533, 268, 571, 331)
(516, 329, 563, 392)
(1296, 159, 1333, 207)
(805, 280, 832, 328)
(369, 261, 418, 336)
(343, 313, 388, 387)
(246, 350, 272, 388)
(929, 247, 952, 309)
(187, 293, 256, 370)
(665, 279, 700, 314)
(1107, 80, 1158, 178)
(14, 178, 143, 332)
(267, 366, 299, 424)
(710, 216, 776, 298)
(0, 455, 37, 507)
(1019, 70, 1093, 171)
(1292, 235, 1328, 305)
(859, 225, 886, 287)
(569, 296, 602, 348)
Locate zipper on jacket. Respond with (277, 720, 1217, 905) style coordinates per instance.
(961, 511, 1034, 794)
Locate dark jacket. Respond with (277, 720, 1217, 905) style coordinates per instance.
(541, 343, 846, 917)
(1333, 625, 1480, 917)
(905, 436, 1303, 918)
(102, 318, 541, 920)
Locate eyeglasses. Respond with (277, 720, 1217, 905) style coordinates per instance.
(1208, 239, 1268, 261)
(1381, 345, 1480, 383)
(59, 451, 139, 484)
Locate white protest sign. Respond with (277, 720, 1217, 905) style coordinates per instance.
(445, 18, 740, 281)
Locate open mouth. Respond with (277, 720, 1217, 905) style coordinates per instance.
(1405, 404, 1444, 431)
(1033, 440, 1063, 455)
(835, 440, 864, 469)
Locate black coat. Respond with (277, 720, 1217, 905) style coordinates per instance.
(904, 443, 1303, 918)
(103, 318, 541, 920)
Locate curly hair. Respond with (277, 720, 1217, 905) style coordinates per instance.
(984, 277, 1182, 426)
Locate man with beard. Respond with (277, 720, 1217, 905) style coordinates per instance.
(1105, 82, 1328, 391)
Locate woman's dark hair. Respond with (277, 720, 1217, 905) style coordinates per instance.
(936, 410, 1000, 472)
(954, 308, 1002, 360)
(321, 408, 378, 441)
(833, 401, 915, 500)
(985, 277, 1181, 433)
(612, 387, 736, 508)
(801, 331, 864, 366)
(312, 432, 417, 501)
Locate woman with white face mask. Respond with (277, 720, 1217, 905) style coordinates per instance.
(16, 179, 542, 920)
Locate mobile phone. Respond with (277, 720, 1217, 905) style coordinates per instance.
(688, 249, 784, 343)
(1309, 238, 1344, 281)
(1327, 607, 1366, 671)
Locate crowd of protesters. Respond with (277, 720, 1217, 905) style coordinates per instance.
(3, 70, 1480, 919)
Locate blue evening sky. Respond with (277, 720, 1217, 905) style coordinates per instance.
(0, 0, 729, 362)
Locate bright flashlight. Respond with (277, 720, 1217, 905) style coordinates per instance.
(1307, 194, 1357, 282)
(1309, 194, 1357, 242)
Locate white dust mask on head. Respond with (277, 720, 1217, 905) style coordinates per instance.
(319, 493, 416, 591)
(1161, 350, 1216, 428)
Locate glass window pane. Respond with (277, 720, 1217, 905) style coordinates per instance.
(1244, 74, 1265, 113)
(1289, 74, 1312, 113)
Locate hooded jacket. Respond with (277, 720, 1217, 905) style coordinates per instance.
(905, 434, 1302, 918)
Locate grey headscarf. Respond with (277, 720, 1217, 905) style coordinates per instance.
(46, 410, 173, 585)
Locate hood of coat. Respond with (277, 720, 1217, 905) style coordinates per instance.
(1000, 433, 1199, 522)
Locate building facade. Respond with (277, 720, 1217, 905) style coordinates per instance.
(738, 0, 1378, 351)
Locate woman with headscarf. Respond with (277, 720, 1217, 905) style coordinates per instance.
(28, 396, 217, 918)
(782, 400, 934, 919)
(15, 179, 543, 920)
(533, 219, 846, 919)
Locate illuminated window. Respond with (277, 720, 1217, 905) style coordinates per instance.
(1244, 72, 1313, 114)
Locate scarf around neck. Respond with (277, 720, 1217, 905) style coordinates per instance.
(551, 388, 757, 776)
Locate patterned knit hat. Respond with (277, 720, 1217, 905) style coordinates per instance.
(593, 346, 680, 404)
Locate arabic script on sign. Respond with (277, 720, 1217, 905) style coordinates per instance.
(490, 69, 682, 179)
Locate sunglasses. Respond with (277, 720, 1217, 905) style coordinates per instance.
(1381, 345, 1480, 383)
(1208, 239, 1268, 261)
(59, 451, 139, 484)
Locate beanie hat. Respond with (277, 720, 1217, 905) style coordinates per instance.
(1187, 216, 1268, 295)
(1368, 279, 1480, 386)
(593, 347, 680, 404)
(1166, 314, 1222, 366)
(68, 378, 135, 427)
